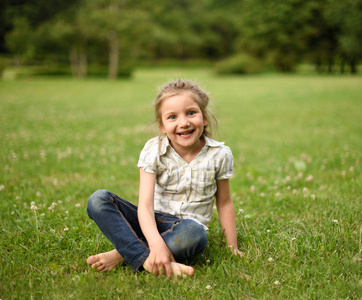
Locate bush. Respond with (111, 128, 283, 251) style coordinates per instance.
(0, 57, 8, 79)
(16, 62, 134, 79)
(215, 53, 264, 75)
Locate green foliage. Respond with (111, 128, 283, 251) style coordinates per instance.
(215, 53, 264, 75)
(0, 57, 8, 78)
(324, 0, 362, 73)
(2, 0, 361, 74)
(18, 63, 134, 78)
(0, 68, 361, 299)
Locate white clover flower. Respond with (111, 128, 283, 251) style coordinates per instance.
(50, 229, 55, 234)
(206, 285, 212, 290)
(275, 192, 282, 197)
(239, 209, 244, 213)
(274, 281, 281, 285)
(291, 237, 296, 241)
(353, 257, 361, 263)
(268, 257, 274, 262)
(260, 193, 265, 197)
(267, 230, 271, 233)
(0, 185, 5, 191)
(250, 185, 256, 193)
(65, 211, 69, 214)
(40, 213, 45, 217)
(311, 194, 316, 200)
(75, 203, 81, 208)
(305, 175, 314, 182)
(333, 219, 338, 224)
(64, 227, 69, 231)
(302, 187, 308, 194)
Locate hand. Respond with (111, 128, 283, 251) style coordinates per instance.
(146, 242, 175, 278)
(233, 249, 244, 258)
(228, 245, 244, 258)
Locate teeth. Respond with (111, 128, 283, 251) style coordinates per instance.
(179, 130, 193, 135)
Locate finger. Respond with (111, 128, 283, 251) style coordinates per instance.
(164, 262, 173, 278)
(149, 259, 156, 275)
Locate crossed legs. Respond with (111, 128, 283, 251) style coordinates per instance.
(86, 190, 207, 277)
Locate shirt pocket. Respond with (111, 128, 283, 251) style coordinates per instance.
(157, 166, 181, 192)
(194, 161, 216, 196)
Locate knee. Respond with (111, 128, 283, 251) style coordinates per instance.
(168, 220, 208, 259)
(186, 220, 208, 250)
(87, 189, 110, 216)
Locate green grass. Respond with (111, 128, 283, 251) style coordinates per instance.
(0, 68, 361, 299)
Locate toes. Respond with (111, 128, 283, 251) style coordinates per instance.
(87, 256, 93, 265)
(91, 261, 103, 270)
(187, 267, 195, 276)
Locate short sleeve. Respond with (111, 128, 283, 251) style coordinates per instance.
(215, 145, 234, 180)
(137, 137, 159, 174)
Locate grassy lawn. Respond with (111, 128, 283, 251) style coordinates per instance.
(0, 68, 361, 299)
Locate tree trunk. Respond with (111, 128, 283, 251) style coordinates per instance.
(350, 59, 357, 74)
(108, 31, 119, 80)
(69, 46, 78, 78)
(327, 58, 333, 73)
(315, 58, 322, 73)
(340, 59, 345, 74)
(79, 50, 87, 79)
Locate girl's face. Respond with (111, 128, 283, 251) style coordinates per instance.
(159, 93, 208, 154)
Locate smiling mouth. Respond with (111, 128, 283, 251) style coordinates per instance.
(177, 129, 195, 136)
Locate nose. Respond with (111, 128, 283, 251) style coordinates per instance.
(179, 116, 190, 127)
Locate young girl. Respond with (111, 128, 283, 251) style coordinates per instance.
(87, 79, 242, 278)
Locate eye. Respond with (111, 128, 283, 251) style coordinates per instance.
(169, 115, 176, 120)
(188, 111, 195, 116)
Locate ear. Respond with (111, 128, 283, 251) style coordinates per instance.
(203, 111, 209, 126)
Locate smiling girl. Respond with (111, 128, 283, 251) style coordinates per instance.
(86, 79, 242, 278)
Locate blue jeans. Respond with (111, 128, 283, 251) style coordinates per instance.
(87, 189, 208, 272)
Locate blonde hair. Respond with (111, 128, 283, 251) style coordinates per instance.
(154, 79, 217, 138)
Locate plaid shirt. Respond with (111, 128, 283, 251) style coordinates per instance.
(137, 136, 234, 229)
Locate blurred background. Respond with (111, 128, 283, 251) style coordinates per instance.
(0, 0, 361, 79)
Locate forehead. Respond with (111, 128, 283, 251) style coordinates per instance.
(160, 92, 201, 111)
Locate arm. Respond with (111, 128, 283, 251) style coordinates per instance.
(215, 179, 243, 257)
(137, 168, 175, 277)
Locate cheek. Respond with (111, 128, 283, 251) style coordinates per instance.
(160, 121, 167, 133)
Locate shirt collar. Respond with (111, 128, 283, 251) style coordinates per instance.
(159, 135, 224, 156)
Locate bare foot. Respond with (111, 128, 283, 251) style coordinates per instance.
(143, 257, 194, 278)
(169, 261, 194, 278)
(87, 249, 123, 271)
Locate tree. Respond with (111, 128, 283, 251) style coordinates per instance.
(5, 17, 34, 65)
(325, 0, 362, 73)
(86, 0, 151, 79)
(239, 0, 324, 72)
